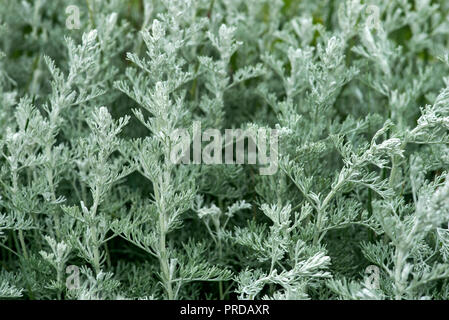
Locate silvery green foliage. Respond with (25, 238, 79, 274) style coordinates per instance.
(1, 0, 449, 300)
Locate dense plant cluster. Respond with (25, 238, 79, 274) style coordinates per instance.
(1, 0, 449, 300)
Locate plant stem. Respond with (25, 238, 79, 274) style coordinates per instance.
(313, 173, 347, 245)
(18, 230, 28, 260)
(155, 181, 174, 299)
(394, 247, 405, 300)
(159, 218, 173, 299)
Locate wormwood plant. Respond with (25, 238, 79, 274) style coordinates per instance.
(1, 0, 449, 300)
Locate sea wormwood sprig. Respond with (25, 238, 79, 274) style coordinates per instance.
(1, 0, 449, 300)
